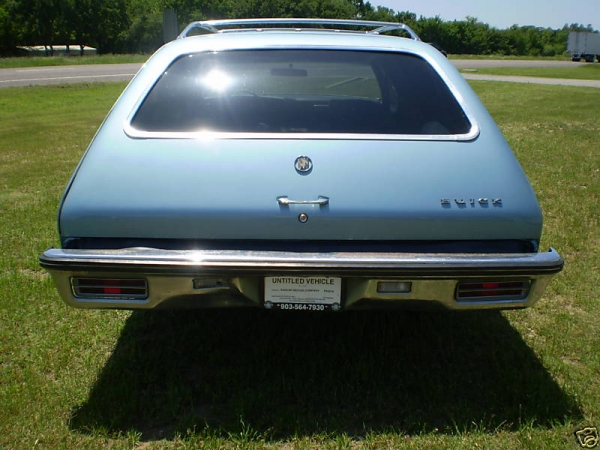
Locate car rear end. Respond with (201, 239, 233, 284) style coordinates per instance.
(40, 21, 563, 311)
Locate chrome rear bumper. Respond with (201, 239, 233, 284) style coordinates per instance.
(39, 247, 563, 311)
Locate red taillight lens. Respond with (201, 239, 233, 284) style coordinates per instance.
(72, 278, 148, 299)
(481, 282, 500, 296)
(456, 280, 530, 301)
(102, 279, 122, 295)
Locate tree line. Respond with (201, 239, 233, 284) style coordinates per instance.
(0, 0, 597, 56)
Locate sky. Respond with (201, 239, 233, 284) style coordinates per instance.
(372, 0, 599, 30)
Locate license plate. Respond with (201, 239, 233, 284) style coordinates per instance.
(264, 276, 341, 310)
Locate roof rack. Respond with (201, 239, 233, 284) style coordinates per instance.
(178, 18, 421, 41)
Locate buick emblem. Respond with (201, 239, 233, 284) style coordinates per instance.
(294, 156, 313, 174)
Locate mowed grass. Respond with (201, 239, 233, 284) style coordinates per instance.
(0, 81, 598, 449)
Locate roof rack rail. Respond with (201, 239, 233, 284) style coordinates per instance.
(178, 18, 421, 41)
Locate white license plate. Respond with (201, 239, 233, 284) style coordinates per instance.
(264, 276, 341, 310)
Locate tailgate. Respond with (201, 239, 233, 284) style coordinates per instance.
(59, 136, 542, 243)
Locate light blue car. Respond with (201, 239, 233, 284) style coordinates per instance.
(39, 19, 563, 311)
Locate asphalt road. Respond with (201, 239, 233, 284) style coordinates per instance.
(1, 60, 599, 88)
(0, 63, 141, 88)
(454, 59, 600, 88)
(452, 60, 586, 69)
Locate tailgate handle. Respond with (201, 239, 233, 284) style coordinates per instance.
(277, 196, 329, 206)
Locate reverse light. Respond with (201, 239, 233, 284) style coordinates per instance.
(193, 278, 228, 290)
(377, 281, 412, 294)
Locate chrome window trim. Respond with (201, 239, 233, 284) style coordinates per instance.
(123, 128, 480, 142)
(123, 47, 480, 142)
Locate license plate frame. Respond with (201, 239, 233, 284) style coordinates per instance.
(264, 276, 342, 310)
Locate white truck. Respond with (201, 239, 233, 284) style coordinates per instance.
(568, 31, 600, 62)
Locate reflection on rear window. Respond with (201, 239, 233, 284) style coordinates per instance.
(131, 50, 472, 135)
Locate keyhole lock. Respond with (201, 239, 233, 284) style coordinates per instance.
(298, 213, 308, 223)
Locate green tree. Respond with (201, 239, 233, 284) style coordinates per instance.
(16, 0, 61, 52)
(0, 0, 20, 54)
(1, 0, 598, 56)
(94, 0, 129, 52)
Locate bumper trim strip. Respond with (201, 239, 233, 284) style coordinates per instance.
(40, 247, 563, 277)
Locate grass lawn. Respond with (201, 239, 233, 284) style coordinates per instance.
(0, 81, 598, 449)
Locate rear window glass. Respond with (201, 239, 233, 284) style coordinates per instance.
(131, 50, 472, 135)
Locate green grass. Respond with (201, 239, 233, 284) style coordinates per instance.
(0, 54, 148, 69)
(0, 81, 598, 449)
(461, 64, 600, 80)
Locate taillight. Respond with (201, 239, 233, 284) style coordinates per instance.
(456, 280, 530, 301)
(72, 278, 148, 300)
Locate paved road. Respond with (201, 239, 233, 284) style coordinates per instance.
(452, 60, 585, 69)
(1, 60, 599, 88)
(453, 59, 600, 88)
(461, 73, 600, 88)
(0, 63, 141, 88)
